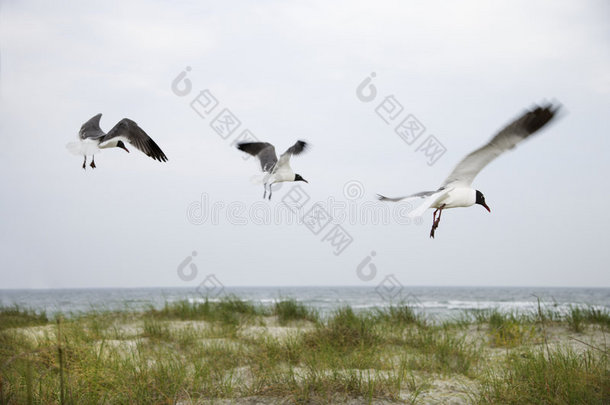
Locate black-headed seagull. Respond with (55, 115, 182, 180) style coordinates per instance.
(378, 102, 561, 238)
(67, 114, 168, 169)
(237, 140, 309, 200)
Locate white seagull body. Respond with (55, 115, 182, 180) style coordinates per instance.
(237, 140, 309, 199)
(67, 113, 168, 169)
(379, 102, 561, 238)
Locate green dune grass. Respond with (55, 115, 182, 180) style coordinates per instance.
(0, 300, 608, 404)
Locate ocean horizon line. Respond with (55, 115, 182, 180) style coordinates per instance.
(1, 285, 610, 291)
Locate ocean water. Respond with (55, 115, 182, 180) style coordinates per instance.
(1, 286, 609, 320)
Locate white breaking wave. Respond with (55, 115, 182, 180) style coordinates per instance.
(418, 300, 608, 314)
(187, 297, 223, 304)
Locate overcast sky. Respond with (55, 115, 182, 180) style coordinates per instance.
(1, 0, 609, 289)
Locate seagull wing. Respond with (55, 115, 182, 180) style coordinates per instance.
(377, 190, 437, 202)
(101, 119, 168, 162)
(277, 140, 308, 168)
(79, 113, 105, 140)
(407, 188, 454, 218)
(237, 142, 278, 172)
(441, 103, 560, 187)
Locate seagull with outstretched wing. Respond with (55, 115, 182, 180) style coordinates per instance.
(237, 140, 309, 199)
(66, 113, 168, 169)
(378, 102, 561, 238)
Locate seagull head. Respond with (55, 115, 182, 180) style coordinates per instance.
(475, 190, 490, 212)
(294, 174, 308, 183)
(116, 140, 130, 153)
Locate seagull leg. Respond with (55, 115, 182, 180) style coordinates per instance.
(268, 185, 273, 200)
(90, 155, 96, 169)
(429, 204, 446, 239)
(82, 156, 87, 170)
(263, 184, 267, 199)
(430, 213, 438, 238)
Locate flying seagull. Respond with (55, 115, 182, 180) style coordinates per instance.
(378, 102, 561, 238)
(66, 113, 168, 169)
(237, 140, 309, 200)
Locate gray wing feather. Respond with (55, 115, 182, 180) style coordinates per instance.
(79, 113, 105, 140)
(237, 142, 278, 172)
(377, 190, 437, 202)
(441, 103, 560, 187)
(283, 140, 308, 156)
(103, 119, 168, 162)
(278, 140, 308, 167)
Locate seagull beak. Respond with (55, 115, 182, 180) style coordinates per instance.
(121, 145, 130, 153)
(482, 203, 491, 212)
